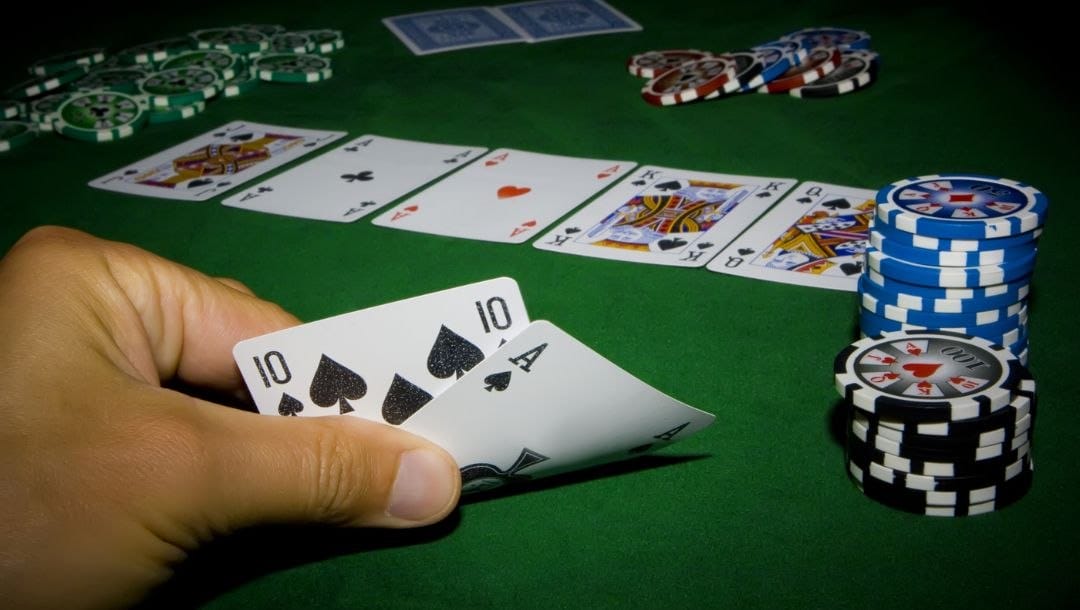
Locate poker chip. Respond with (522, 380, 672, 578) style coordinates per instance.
(2, 99, 24, 119)
(857, 307, 1027, 348)
(752, 40, 808, 67)
(869, 228, 1036, 267)
(53, 90, 147, 142)
(28, 47, 107, 76)
(25, 91, 71, 130)
(697, 52, 766, 101)
(740, 46, 793, 91)
(874, 388, 1035, 439)
(847, 426, 1032, 478)
(147, 100, 206, 124)
(117, 37, 196, 65)
(780, 26, 872, 51)
(860, 409, 1032, 451)
(4, 67, 88, 100)
(295, 29, 345, 54)
(71, 68, 148, 94)
(254, 53, 333, 83)
(789, 50, 877, 98)
(862, 269, 1031, 313)
(191, 27, 270, 55)
(850, 462, 1032, 517)
(875, 174, 1048, 240)
(757, 46, 841, 93)
(860, 288, 1026, 327)
(0, 120, 38, 153)
(139, 67, 220, 108)
(865, 247, 1037, 288)
(270, 32, 317, 54)
(640, 56, 738, 106)
(239, 23, 287, 37)
(626, 49, 713, 79)
(871, 218, 1041, 253)
(160, 50, 245, 81)
(220, 66, 260, 98)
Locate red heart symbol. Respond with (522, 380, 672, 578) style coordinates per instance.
(521, 220, 536, 228)
(905, 343, 922, 355)
(902, 362, 941, 378)
(497, 185, 531, 199)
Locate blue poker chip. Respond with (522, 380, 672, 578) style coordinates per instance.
(859, 307, 1028, 347)
(780, 27, 872, 51)
(860, 285, 1026, 327)
(863, 269, 1031, 313)
(752, 40, 809, 66)
(871, 218, 1042, 252)
(866, 247, 1036, 289)
(875, 174, 1048, 240)
(869, 229, 1037, 268)
(741, 45, 795, 90)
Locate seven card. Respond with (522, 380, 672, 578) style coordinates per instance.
(372, 148, 635, 243)
(382, 7, 527, 55)
(405, 320, 715, 493)
(533, 165, 796, 266)
(233, 278, 529, 424)
(707, 181, 876, 291)
(89, 121, 346, 201)
(496, 0, 642, 42)
(222, 135, 487, 222)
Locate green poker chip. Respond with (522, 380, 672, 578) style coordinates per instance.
(160, 50, 244, 81)
(0, 120, 38, 152)
(28, 47, 107, 76)
(191, 27, 269, 54)
(53, 91, 147, 142)
(148, 99, 206, 124)
(2, 99, 23, 119)
(117, 37, 195, 65)
(220, 66, 259, 98)
(4, 67, 88, 100)
(270, 32, 315, 54)
(295, 29, 345, 54)
(254, 53, 332, 83)
(26, 91, 71, 130)
(139, 67, 220, 108)
(72, 68, 148, 94)
(239, 23, 286, 37)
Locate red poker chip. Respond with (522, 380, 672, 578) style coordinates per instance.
(626, 49, 714, 79)
(640, 56, 738, 106)
(756, 46, 842, 93)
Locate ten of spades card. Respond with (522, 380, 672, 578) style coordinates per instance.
(706, 181, 876, 291)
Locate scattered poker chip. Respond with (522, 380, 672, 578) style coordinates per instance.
(863, 269, 1031, 312)
(239, 23, 287, 37)
(254, 53, 333, 83)
(626, 49, 713, 79)
(160, 50, 244, 81)
(191, 27, 270, 54)
(752, 40, 808, 67)
(2, 99, 23, 119)
(270, 32, 316, 54)
(147, 100, 206, 124)
(833, 330, 1030, 422)
(869, 228, 1036, 267)
(860, 287, 1026, 327)
(117, 37, 195, 65)
(0, 120, 38, 153)
(26, 91, 71, 129)
(875, 174, 1049, 240)
(53, 90, 147, 142)
(4, 67, 88, 100)
(789, 50, 877, 98)
(739, 46, 793, 91)
(871, 218, 1041, 253)
(640, 56, 738, 106)
(28, 47, 107, 76)
(780, 26, 872, 51)
(295, 29, 345, 54)
(857, 307, 1027, 349)
(865, 247, 1037, 289)
(220, 66, 259, 98)
(715, 50, 766, 91)
(139, 67, 220, 108)
(72, 68, 148, 94)
(757, 46, 840, 93)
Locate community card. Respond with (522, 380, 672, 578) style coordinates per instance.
(404, 320, 716, 493)
(89, 121, 346, 201)
(372, 148, 635, 243)
(533, 165, 796, 266)
(383, 7, 527, 55)
(233, 278, 529, 425)
(496, 0, 642, 42)
(221, 135, 487, 222)
(707, 181, 876, 291)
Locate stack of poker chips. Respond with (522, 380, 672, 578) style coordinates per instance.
(858, 174, 1048, 364)
(834, 330, 1036, 516)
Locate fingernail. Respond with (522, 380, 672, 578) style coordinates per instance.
(387, 449, 455, 522)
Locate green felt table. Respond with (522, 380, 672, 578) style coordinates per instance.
(2, 1, 1077, 608)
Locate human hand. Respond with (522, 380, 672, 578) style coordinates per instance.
(0, 227, 460, 609)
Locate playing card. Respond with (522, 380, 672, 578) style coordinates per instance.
(233, 278, 529, 424)
(382, 7, 528, 55)
(707, 181, 876, 291)
(533, 165, 796, 266)
(89, 121, 346, 201)
(404, 320, 715, 493)
(496, 0, 642, 42)
(372, 148, 635, 243)
(221, 135, 487, 222)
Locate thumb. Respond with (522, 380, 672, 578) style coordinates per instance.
(186, 400, 461, 532)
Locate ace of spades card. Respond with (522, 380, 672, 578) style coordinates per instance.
(232, 278, 529, 425)
(707, 181, 876, 291)
(89, 121, 346, 201)
(533, 165, 796, 266)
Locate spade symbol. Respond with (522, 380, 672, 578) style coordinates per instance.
(755, 191, 772, 198)
(655, 180, 681, 192)
(230, 132, 253, 142)
(360, 200, 376, 207)
(123, 168, 138, 176)
(737, 247, 755, 255)
(257, 186, 273, 194)
(797, 196, 813, 204)
(427, 325, 484, 379)
(565, 226, 581, 234)
(484, 371, 512, 392)
(187, 178, 214, 188)
(309, 354, 367, 415)
(382, 374, 433, 425)
(632, 180, 646, 186)
(840, 262, 863, 275)
(217, 181, 231, 188)
(277, 393, 304, 416)
(697, 242, 714, 249)
(345, 146, 359, 152)
(213, 131, 225, 137)
(341, 170, 374, 183)
(657, 237, 687, 250)
(822, 198, 850, 210)
(304, 142, 316, 147)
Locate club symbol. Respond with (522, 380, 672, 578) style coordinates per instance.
(360, 200, 376, 207)
(256, 186, 273, 194)
(341, 170, 374, 183)
(797, 196, 813, 204)
(564, 226, 581, 234)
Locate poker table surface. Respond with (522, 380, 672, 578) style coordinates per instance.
(2, 2, 1076, 608)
